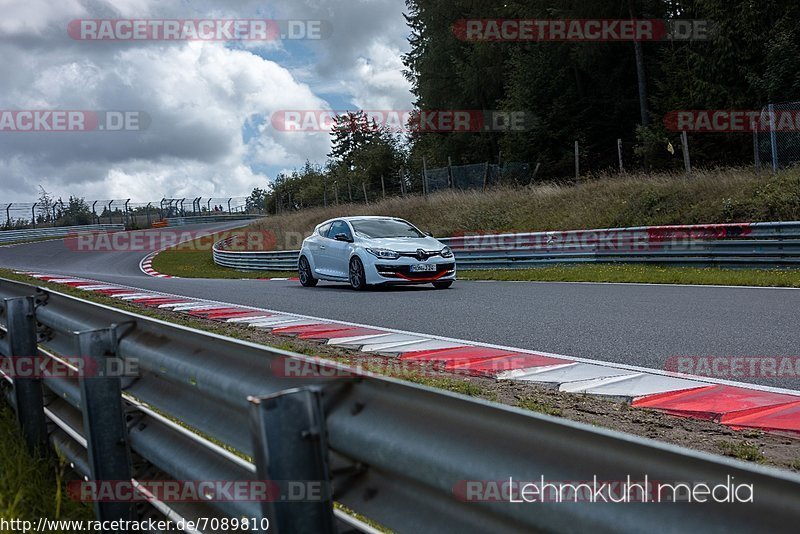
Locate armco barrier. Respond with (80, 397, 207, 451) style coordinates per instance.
(0, 224, 125, 245)
(3, 277, 800, 532)
(212, 221, 800, 271)
(165, 214, 262, 226)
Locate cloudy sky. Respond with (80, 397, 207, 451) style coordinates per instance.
(0, 0, 413, 203)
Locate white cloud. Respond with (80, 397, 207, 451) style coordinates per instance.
(0, 0, 413, 203)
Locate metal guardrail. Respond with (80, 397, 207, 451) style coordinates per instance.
(213, 221, 800, 272)
(165, 214, 263, 227)
(0, 224, 126, 245)
(2, 278, 800, 533)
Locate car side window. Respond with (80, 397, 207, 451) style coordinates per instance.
(328, 221, 352, 241)
(318, 222, 332, 237)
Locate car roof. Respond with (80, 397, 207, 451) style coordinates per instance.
(319, 216, 406, 226)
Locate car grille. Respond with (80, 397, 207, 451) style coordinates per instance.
(397, 250, 441, 261)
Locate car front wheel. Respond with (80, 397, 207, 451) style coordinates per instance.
(349, 257, 368, 290)
(298, 256, 318, 287)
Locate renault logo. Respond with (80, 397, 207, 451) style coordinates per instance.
(416, 249, 427, 261)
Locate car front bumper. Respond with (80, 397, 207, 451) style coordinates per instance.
(367, 259, 457, 285)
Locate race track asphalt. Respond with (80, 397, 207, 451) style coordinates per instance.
(1, 222, 799, 390)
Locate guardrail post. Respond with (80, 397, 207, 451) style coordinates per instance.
(4, 296, 48, 454)
(75, 327, 135, 522)
(248, 387, 335, 534)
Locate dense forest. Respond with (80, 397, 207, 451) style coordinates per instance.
(261, 0, 800, 212)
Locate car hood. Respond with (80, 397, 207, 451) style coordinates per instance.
(361, 236, 445, 252)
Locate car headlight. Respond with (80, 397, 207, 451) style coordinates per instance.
(441, 246, 454, 258)
(366, 248, 400, 260)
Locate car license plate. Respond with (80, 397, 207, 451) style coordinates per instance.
(410, 263, 437, 273)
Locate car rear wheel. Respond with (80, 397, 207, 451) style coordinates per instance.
(349, 257, 367, 290)
(298, 256, 318, 287)
(432, 281, 453, 289)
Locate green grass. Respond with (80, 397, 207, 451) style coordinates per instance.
(0, 402, 94, 527)
(717, 441, 766, 463)
(517, 397, 563, 417)
(150, 235, 293, 279)
(458, 264, 800, 287)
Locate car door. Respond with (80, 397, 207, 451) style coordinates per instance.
(324, 220, 354, 278)
(307, 222, 331, 275)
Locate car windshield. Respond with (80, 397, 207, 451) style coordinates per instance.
(351, 219, 425, 239)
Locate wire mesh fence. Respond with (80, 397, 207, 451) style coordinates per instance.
(756, 102, 800, 172)
(1, 196, 251, 230)
(423, 161, 536, 192)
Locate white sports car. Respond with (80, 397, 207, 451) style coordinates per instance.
(298, 216, 456, 290)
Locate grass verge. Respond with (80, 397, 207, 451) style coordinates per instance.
(149, 231, 292, 279)
(248, 167, 800, 246)
(458, 264, 800, 288)
(0, 402, 93, 527)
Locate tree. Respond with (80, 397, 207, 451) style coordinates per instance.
(246, 188, 269, 213)
(37, 185, 55, 224)
(59, 196, 93, 226)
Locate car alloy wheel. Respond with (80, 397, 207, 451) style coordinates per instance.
(349, 257, 367, 290)
(299, 256, 318, 287)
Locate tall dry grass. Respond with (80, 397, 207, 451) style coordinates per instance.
(250, 167, 800, 249)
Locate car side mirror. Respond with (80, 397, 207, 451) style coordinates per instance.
(334, 233, 353, 243)
(425, 231, 433, 237)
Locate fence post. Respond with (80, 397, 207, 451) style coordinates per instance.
(421, 156, 428, 196)
(5, 203, 10, 228)
(769, 103, 778, 173)
(753, 128, 761, 173)
(249, 387, 335, 534)
(380, 174, 386, 199)
(681, 131, 692, 176)
(399, 168, 406, 196)
(617, 139, 624, 173)
(145, 202, 152, 226)
(447, 156, 453, 188)
(574, 141, 580, 179)
(76, 327, 136, 522)
(362, 182, 368, 204)
(228, 198, 232, 214)
(5, 296, 48, 454)
(530, 162, 541, 185)
(483, 162, 490, 190)
(107, 201, 113, 224)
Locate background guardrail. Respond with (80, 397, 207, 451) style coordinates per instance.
(165, 214, 263, 227)
(2, 277, 800, 533)
(213, 221, 800, 271)
(0, 224, 125, 245)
